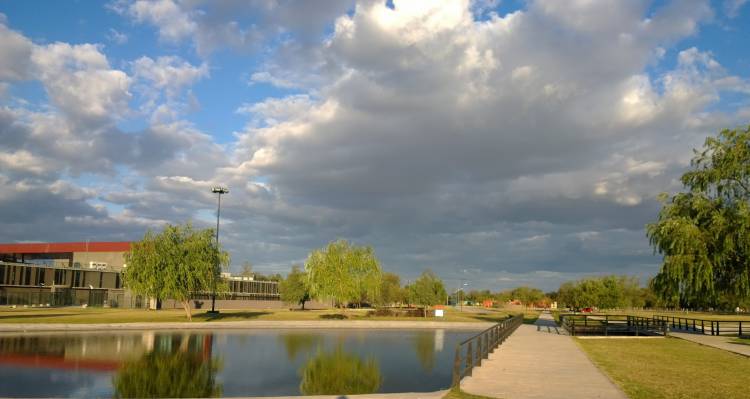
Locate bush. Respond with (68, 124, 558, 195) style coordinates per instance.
(319, 313, 348, 320)
(366, 308, 431, 317)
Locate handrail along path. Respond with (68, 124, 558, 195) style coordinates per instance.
(451, 314, 523, 387)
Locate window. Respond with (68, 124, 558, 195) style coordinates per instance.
(99, 272, 103, 288)
(0, 265, 5, 284)
(24, 267, 32, 286)
(115, 273, 121, 289)
(73, 271, 81, 287)
(54, 269, 66, 285)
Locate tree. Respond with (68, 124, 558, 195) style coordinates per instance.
(305, 240, 382, 309)
(280, 265, 311, 310)
(648, 126, 750, 309)
(511, 286, 544, 308)
(239, 262, 253, 277)
(377, 272, 403, 307)
(123, 222, 229, 321)
(408, 270, 447, 317)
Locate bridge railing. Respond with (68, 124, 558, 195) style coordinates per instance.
(559, 314, 668, 336)
(653, 315, 748, 337)
(451, 314, 523, 387)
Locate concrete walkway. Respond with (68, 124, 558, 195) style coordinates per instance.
(237, 391, 447, 399)
(670, 331, 750, 357)
(461, 312, 626, 399)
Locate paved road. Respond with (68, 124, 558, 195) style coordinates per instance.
(461, 312, 627, 399)
(669, 331, 750, 357)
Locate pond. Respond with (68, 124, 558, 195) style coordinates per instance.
(0, 328, 478, 397)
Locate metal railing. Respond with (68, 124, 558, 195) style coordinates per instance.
(653, 315, 748, 337)
(451, 314, 523, 386)
(560, 314, 669, 336)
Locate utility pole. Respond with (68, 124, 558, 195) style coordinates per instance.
(209, 186, 229, 314)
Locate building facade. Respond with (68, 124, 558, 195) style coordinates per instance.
(0, 241, 279, 308)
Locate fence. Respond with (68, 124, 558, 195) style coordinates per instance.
(451, 314, 523, 387)
(653, 315, 748, 337)
(559, 314, 669, 336)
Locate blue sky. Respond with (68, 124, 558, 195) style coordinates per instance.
(0, 0, 749, 290)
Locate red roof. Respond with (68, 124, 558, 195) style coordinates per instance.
(0, 242, 131, 254)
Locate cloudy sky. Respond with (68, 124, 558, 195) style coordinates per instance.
(0, 0, 749, 291)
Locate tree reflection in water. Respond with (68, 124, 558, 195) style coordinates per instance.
(299, 347, 382, 395)
(278, 333, 322, 361)
(113, 334, 222, 398)
(414, 331, 436, 373)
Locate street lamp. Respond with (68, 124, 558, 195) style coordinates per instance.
(209, 186, 229, 314)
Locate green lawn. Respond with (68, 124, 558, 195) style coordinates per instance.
(577, 337, 750, 399)
(0, 306, 522, 324)
(730, 337, 750, 346)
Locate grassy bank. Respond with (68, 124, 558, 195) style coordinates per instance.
(0, 306, 525, 324)
(442, 388, 494, 399)
(577, 337, 750, 399)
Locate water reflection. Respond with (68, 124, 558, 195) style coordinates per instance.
(299, 347, 382, 395)
(278, 333, 322, 360)
(0, 329, 472, 397)
(114, 352, 221, 398)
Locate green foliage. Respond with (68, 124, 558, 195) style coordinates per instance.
(299, 348, 382, 395)
(557, 275, 646, 309)
(377, 272, 404, 306)
(113, 351, 221, 398)
(305, 240, 382, 308)
(408, 270, 447, 316)
(511, 286, 544, 307)
(123, 222, 229, 320)
(280, 265, 311, 309)
(648, 126, 750, 309)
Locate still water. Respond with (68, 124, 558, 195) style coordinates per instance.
(0, 328, 476, 397)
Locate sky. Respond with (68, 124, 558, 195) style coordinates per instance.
(0, 0, 749, 292)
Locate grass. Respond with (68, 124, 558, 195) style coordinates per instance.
(0, 306, 524, 324)
(577, 337, 750, 399)
(730, 337, 750, 346)
(442, 387, 496, 399)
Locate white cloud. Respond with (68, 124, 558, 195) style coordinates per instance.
(31, 42, 131, 123)
(107, 28, 128, 44)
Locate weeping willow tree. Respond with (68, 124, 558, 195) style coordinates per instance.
(124, 222, 229, 320)
(647, 126, 750, 309)
(305, 240, 382, 309)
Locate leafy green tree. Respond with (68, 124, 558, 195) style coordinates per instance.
(648, 126, 750, 309)
(123, 222, 229, 320)
(408, 270, 447, 317)
(377, 272, 403, 307)
(511, 286, 544, 308)
(113, 351, 222, 398)
(305, 240, 382, 309)
(280, 265, 311, 310)
(414, 331, 436, 372)
(299, 348, 382, 395)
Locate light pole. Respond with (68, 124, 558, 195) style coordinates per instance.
(209, 186, 229, 314)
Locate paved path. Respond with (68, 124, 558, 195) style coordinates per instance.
(670, 331, 750, 357)
(461, 312, 626, 399)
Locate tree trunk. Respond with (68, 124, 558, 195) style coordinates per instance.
(182, 300, 192, 321)
(423, 307, 427, 318)
(301, 300, 306, 310)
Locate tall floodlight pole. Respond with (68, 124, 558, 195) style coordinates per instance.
(209, 186, 229, 314)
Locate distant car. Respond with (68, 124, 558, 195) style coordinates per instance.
(581, 307, 594, 313)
